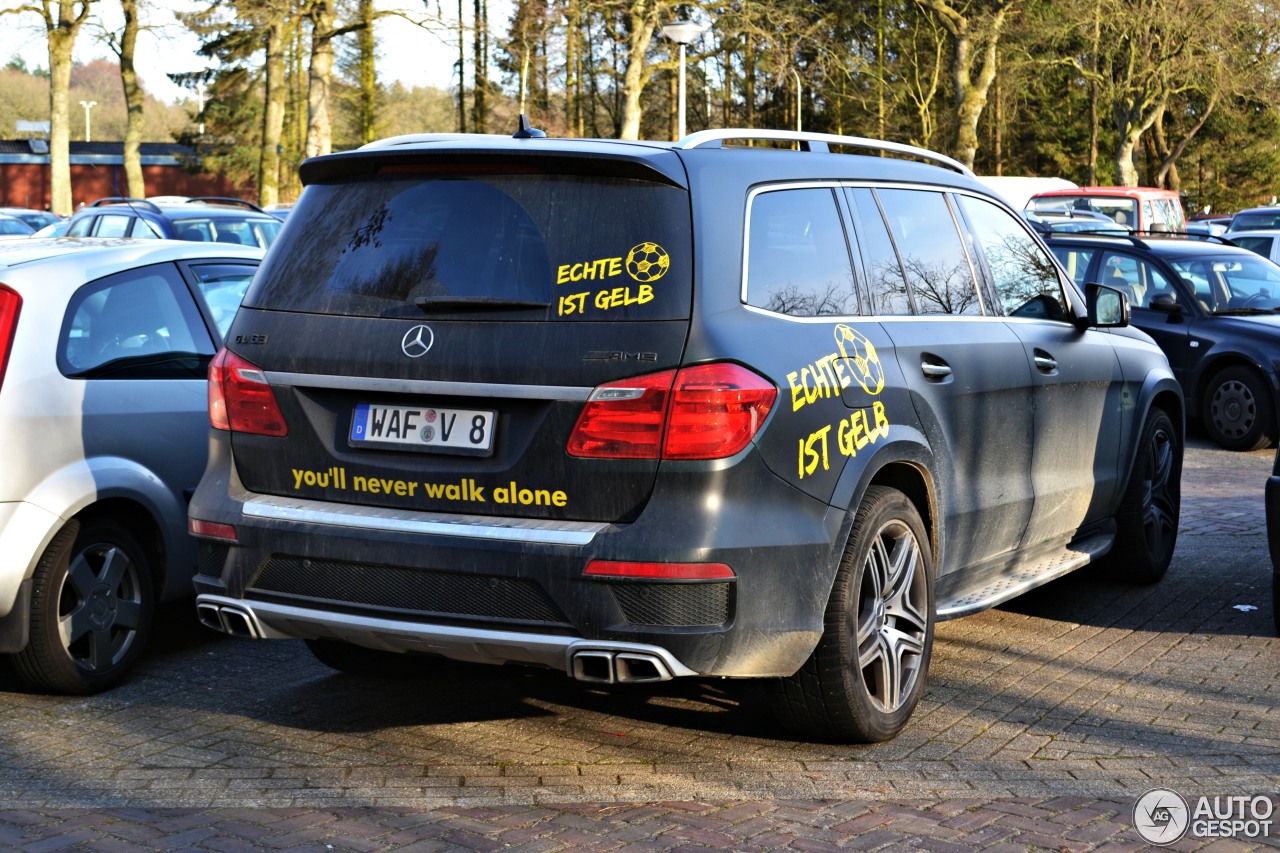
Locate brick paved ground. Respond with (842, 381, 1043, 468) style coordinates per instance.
(0, 438, 1276, 850)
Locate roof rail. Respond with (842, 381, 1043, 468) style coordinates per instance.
(186, 197, 266, 212)
(674, 129, 975, 177)
(88, 197, 161, 213)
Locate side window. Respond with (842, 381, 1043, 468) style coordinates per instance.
(875, 188, 983, 315)
(847, 188, 911, 315)
(93, 214, 132, 238)
(1098, 251, 1177, 309)
(130, 217, 163, 239)
(1232, 235, 1272, 258)
(958, 194, 1070, 320)
(188, 262, 257, 339)
(67, 215, 93, 238)
(1048, 245, 1095, 290)
(744, 187, 858, 316)
(59, 264, 214, 378)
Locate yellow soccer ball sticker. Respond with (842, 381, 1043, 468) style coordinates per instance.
(834, 324, 885, 396)
(626, 241, 670, 283)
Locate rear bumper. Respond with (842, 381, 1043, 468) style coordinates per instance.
(196, 593, 698, 682)
(189, 434, 849, 678)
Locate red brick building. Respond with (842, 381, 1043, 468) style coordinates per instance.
(0, 140, 241, 210)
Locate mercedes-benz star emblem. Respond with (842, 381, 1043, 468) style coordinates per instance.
(401, 324, 435, 358)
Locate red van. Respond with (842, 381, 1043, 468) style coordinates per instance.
(1028, 186, 1186, 233)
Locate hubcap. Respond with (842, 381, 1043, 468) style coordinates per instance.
(852, 519, 928, 714)
(1211, 379, 1256, 440)
(57, 543, 144, 673)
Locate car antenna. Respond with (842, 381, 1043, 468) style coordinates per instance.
(513, 114, 545, 139)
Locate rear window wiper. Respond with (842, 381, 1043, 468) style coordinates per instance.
(413, 295, 549, 312)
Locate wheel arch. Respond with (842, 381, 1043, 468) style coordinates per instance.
(1193, 353, 1276, 416)
(73, 499, 167, 598)
(827, 430, 940, 578)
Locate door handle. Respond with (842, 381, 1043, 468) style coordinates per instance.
(921, 360, 952, 380)
(1033, 352, 1058, 373)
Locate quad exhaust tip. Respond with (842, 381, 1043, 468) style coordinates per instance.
(196, 602, 262, 639)
(571, 650, 673, 683)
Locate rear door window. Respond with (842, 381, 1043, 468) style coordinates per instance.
(846, 188, 911, 315)
(744, 186, 858, 316)
(93, 214, 132, 238)
(874, 188, 983, 315)
(248, 172, 692, 321)
(59, 263, 215, 378)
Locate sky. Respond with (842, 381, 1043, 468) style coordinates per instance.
(0, 0, 470, 104)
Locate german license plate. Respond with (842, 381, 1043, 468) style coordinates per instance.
(350, 403, 496, 455)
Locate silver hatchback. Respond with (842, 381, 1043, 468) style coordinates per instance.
(0, 238, 261, 692)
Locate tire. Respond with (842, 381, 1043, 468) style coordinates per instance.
(11, 518, 155, 694)
(1202, 366, 1276, 451)
(1273, 556, 1279, 636)
(306, 638, 444, 678)
(1109, 408, 1181, 584)
(767, 486, 934, 743)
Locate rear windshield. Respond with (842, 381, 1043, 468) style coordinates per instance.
(246, 172, 692, 320)
(1031, 195, 1140, 229)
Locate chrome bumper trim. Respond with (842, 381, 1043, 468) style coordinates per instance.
(242, 494, 607, 546)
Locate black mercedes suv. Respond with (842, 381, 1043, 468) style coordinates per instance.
(189, 126, 1183, 742)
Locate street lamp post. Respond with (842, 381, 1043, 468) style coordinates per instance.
(79, 100, 97, 143)
(662, 20, 705, 141)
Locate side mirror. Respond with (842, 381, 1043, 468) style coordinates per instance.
(1083, 282, 1130, 328)
(1148, 292, 1183, 315)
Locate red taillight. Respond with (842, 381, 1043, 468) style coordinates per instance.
(566, 369, 675, 458)
(189, 518, 238, 542)
(208, 347, 288, 436)
(584, 560, 735, 580)
(567, 363, 776, 460)
(0, 285, 21, 394)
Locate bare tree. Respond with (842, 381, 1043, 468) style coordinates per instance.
(3, 0, 94, 214)
(913, 0, 1018, 169)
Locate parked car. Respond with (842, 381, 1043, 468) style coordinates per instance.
(1187, 217, 1231, 238)
(1266, 448, 1280, 634)
(0, 214, 37, 239)
(1028, 186, 1187, 233)
(1045, 232, 1280, 451)
(188, 125, 1182, 743)
(0, 208, 60, 232)
(0, 238, 262, 693)
(65, 197, 282, 249)
(1223, 229, 1280, 264)
(30, 219, 71, 239)
(1227, 206, 1280, 232)
(1022, 209, 1130, 235)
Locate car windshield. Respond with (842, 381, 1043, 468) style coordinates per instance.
(170, 216, 282, 248)
(1031, 195, 1139, 229)
(1169, 253, 1280, 313)
(1229, 211, 1280, 231)
(0, 218, 35, 236)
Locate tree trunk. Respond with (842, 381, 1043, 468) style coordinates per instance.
(42, 0, 92, 215)
(305, 0, 336, 158)
(914, 0, 1013, 170)
(259, 18, 287, 206)
(473, 0, 487, 132)
(618, 0, 660, 140)
(119, 0, 145, 198)
(358, 0, 376, 144)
